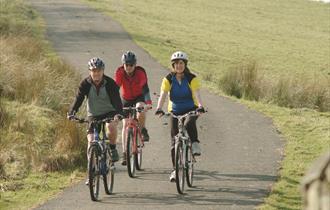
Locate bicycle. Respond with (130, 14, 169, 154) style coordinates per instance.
(170, 110, 200, 194)
(70, 116, 119, 201)
(123, 106, 146, 178)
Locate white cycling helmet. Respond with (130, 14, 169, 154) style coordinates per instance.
(171, 51, 188, 62)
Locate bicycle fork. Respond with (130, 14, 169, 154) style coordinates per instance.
(175, 135, 187, 170)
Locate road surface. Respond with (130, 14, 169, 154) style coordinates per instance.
(28, 0, 283, 209)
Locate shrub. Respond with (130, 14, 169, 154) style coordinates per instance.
(220, 60, 263, 101)
(220, 61, 330, 112)
(271, 75, 330, 112)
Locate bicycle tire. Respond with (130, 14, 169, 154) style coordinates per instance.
(175, 140, 185, 194)
(186, 143, 194, 187)
(135, 131, 143, 170)
(88, 146, 100, 201)
(126, 128, 136, 178)
(103, 147, 114, 195)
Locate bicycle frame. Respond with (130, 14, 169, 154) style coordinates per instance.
(70, 116, 116, 200)
(174, 113, 195, 169)
(90, 121, 108, 175)
(171, 111, 199, 194)
(123, 107, 144, 154)
(123, 106, 146, 177)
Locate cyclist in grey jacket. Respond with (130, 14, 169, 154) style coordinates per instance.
(68, 57, 123, 163)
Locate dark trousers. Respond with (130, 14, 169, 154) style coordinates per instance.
(170, 115, 199, 168)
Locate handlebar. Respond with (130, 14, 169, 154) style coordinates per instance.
(123, 106, 148, 113)
(69, 115, 123, 124)
(167, 110, 200, 120)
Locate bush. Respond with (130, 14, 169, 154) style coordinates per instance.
(0, 0, 38, 37)
(0, 37, 83, 176)
(270, 75, 330, 111)
(220, 60, 263, 101)
(220, 61, 330, 112)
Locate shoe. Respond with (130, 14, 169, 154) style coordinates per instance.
(111, 149, 119, 162)
(121, 152, 127, 166)
(141, 127, 149, 142)
(85, 179, 89, 185)
(192, 142, 201, 156)
(169, 170, 176, 182)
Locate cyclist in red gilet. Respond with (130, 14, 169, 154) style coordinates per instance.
(115, 51, 152, 165)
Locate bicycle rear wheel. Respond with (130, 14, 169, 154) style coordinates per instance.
(126, 128, 136, 178)
(186, 143, 194, 187)
(88, 146, 100, 201)
(135, 131, 143, 170)
(103, 147, 114, 195)
(175, 140, 185, 194)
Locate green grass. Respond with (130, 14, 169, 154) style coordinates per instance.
(0, 171, 84, 210)
(82, 0, 330, 208)
(242, 101, 330, 209)
(83, 0, 330, 79)
(83, 0, 330, 112)
(0, 0, 86, 209)
(1, 0, 328, 208)
(0, 0, 41, 37)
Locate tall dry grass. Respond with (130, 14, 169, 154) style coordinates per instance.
(0, 0, 86, 180)
(219, 61, 264, 101)
(0, 0, 39, 37)
(0, 37, 79, 109)
(270, 75, 330, 112)
(0, 36, 85, 178)
(219, 61, 330, 112)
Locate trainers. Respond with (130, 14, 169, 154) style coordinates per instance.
(121, 152, 127, 166)
(111, 149, 119, 162)
(192, 142, 201, 156)
(141, 127, 149, 142)
(85, 179, 89, 185)
(169, 170, 176, 182)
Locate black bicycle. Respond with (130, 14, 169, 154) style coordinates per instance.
(70, 116, 118, 201)
(170, 111, 199, 194)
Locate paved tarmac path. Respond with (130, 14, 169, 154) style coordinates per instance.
(29, 0, 283, 209)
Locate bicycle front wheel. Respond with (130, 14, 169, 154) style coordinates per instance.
(103, 147, 114, 195)
(186, 143, 194, 187)
(126, 128, 136, 178)
(175, 140, 185, 194)
(88, 146, 100, 201)
(135, 131, 143, 170)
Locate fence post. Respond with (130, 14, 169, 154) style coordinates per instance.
(301, 152, 330, 210)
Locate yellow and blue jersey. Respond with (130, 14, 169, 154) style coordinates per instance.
(161, 72, 200, 114)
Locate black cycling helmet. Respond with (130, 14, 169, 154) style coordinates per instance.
(121, 51, 137, 65)
(88, 57, 105, 70)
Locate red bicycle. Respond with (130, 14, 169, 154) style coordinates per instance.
(123, 106, 146, 177)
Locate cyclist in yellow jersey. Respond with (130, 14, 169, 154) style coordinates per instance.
(155, 51, 205, 182)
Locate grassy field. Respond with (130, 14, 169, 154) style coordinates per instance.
(242, 100, 329, 209)
(84, 0, 330, 111)
(0, 0, 85, 209)
(0, 170, 83, 210)
(83, 0, 330, 78)
(1, 0, 328, 209)
(82, 0, 330, 209)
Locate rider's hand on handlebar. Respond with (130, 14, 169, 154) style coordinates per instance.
(196, 106, 206, 114)
(67, 112, 75, 120)
(155, 108, 165, 117)
(114, 114, 124, 121)
(146, 104, 152, 110)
